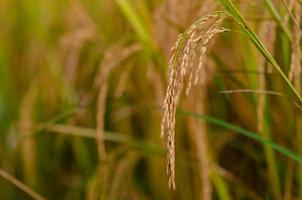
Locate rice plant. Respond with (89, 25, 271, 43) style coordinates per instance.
(0, 0, 301, 199)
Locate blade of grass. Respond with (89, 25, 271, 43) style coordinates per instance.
(41, 124, 165, 156)
(218, 0, 302, 105)
(218, 89, 283, 96)
(32, 108, 78, 135)
(0, 169, 46, 200)
(177, 108, 302, 164)
(16, 107, 77, 144)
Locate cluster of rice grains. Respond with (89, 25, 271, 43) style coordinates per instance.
(161, 13, 226, 189)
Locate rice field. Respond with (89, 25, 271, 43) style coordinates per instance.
(0, 0, 302, 199)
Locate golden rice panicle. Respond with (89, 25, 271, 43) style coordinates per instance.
(161, 13, 225, 189)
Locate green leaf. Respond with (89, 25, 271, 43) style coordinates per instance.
(177, 108, 302, 164)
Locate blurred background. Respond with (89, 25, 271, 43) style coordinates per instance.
(0, 0, 302, 199)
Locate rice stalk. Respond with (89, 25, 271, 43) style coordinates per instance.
(147, 64, 165, 105)
(60, 1, 97, 87)
(289, 2, 302, 198)
(288, 5, 301, 83)
(114, 64, 133, 98)
(284, 0, 295, 24)
(257, 20, 281, 200)
(161, 13, 226, 189)
(60, 28, 96, 87)
(19, 82, 39, 188)
(0, 169, 46, 200)
(258, 21, 276, 73)
(284, 160, 294, 200)
(283, 1, 302, 37)
(85, 171, 98, 200)
(187, 87, 211, 200)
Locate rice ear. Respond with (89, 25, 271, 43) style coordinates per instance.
(161, 13, 226, 189)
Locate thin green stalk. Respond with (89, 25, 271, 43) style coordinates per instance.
(262, 99, 281, 199)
